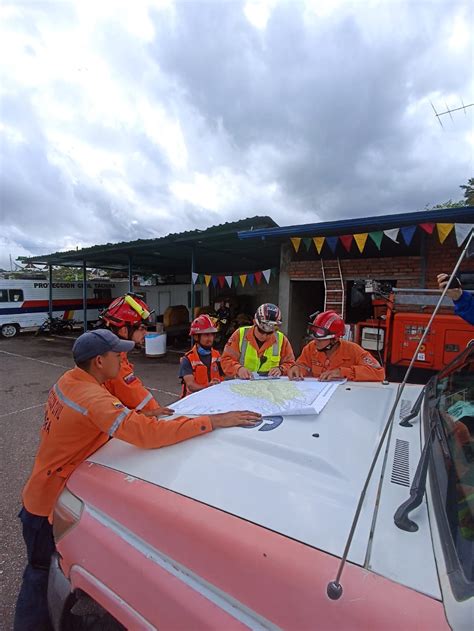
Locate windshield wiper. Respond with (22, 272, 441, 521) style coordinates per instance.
(394, 419, 436, 532)
(399, 386, 426, 427)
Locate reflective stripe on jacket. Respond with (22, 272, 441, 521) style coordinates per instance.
(296, 339, 385, 381)
(105, 352, 159, 412)
(22, 367, 212, 519)
(181, 345, 223, 397)
(238, 326, 283, 373)
(221, 326, 295, 377)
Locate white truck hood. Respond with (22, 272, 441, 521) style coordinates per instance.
(88, 381, 440, 598)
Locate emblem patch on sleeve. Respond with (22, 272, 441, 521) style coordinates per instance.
(363, 355, 380, 368)
(123, 372, 137, 384)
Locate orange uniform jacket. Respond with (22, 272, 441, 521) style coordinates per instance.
(296, 339, 385, 381)
(221, 326, 295, 377)
(105, 352, 159, 412)
(22, 367, 212, 519)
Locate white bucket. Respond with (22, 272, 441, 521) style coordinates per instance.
(145, 333, 167, 357)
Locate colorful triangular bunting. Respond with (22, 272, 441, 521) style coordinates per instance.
(204, 275, 211, 287)
(454, 223, 473, 247)
(225, 275, 232, 288)
(313, 237, 325, 254)
(303, 237, 312, 251)
(240, 274, 247, 287)
(339, 235, 353, 253)
(354, 233, 368, 253)
(384, 228, 399, 243)
(419, 222, 435, 234)
(211, 276, 218, 288)
(400, 225, 416, 246)
(218, 276, 225, 288)
(262, 269, 271, 283)
(198, 273, 204, 284)
(233, 274, 240, 287)
(326, 236, 338, 253)
(369, 231, 383, 250)
(191, 272, 198, 284)
(254, 271, 262, 284)
(290, 237, 301, 253)
(437, 223, 454, 244)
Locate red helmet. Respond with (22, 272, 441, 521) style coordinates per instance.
(189, 314, 218, 335)
(309, 310, 345, 340)
(101, 294, 151, 328)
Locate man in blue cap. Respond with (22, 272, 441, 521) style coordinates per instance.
(14, 329, 261, 631)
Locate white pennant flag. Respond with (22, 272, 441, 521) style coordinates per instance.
(262, 268, 272, 283)
(454, 223, 473, 247)
(384, 228, 399, 243)
(225, 275, 232, 288)
(192, 272, 199, 284)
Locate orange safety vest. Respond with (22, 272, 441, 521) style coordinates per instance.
(181, 345, 223, 397)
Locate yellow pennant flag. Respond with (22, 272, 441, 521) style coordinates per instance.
(204, 274, 211, 287)
(290, 237, 301, 253)
(312, 236, 325, 254)
(240, 274, 247, 287)
(354, 233, 369, 253)
(437, 223, 454, 244)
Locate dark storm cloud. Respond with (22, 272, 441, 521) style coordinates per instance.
(148, 1, 472, 219)
(0, 0, 472, 268)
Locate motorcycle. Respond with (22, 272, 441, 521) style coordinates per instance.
(35, 316, 76, 336)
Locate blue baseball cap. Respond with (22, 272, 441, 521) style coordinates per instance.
(72, 329, 135, 364)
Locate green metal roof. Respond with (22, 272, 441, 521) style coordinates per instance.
(25, 216, 279, 275)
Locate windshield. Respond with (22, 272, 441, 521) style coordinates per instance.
(435, 350, 474, 584)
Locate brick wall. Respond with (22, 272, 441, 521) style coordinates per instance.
(287, 231, 474, 288)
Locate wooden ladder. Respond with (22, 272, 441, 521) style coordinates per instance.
(321, 258, 345, 318)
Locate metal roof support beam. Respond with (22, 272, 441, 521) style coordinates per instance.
(128, 256, 133, 293)
(82, 261, 87, 334)
(48, 264, 53, 320)
(190, 246, 196, 322)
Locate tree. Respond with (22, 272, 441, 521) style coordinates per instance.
(460, 178, 474, 206)
(425, 178, 474, 210)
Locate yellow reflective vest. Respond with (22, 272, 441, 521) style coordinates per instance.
(238, 326, 283, 373)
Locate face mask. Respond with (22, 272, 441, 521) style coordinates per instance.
(198, 344, 212, 355)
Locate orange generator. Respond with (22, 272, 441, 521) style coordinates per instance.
(355, 288, 474, 373)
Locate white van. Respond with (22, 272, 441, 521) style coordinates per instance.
(0, 279, 128, 338)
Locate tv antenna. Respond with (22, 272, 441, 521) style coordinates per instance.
(431, 100, 473, 128)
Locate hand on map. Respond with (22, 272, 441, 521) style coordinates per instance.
(237, 367, 253, 379)
(142, 407, 174, 418)
(319, 368, 342, 381)
(268, 367, 282, 377)
(210, 411, 262, 428)
(287, 365, 304, 381)
(210, 378, 221, 385)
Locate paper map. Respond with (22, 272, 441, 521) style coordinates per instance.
(171, 377, 343, 416)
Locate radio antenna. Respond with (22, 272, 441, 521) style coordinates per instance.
(326, 229, 474, 600)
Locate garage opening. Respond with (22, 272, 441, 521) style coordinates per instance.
(289, 281, 325, 356)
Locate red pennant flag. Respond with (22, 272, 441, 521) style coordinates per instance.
(218, 276, 225, 288)
(254, 271, 262, 284)
(419, 223, 435, 234)
(339, 235, 353, 253)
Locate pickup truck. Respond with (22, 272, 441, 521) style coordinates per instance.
(48, 344, 474, 630)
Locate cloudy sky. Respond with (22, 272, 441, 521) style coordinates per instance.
(0, 0, 472, 269)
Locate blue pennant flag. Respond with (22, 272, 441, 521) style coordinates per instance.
(400, 225, 416, 246)
(212, 276, 219, 287)
(247, 273, 255, 286)
(326, 236, 338, 253)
